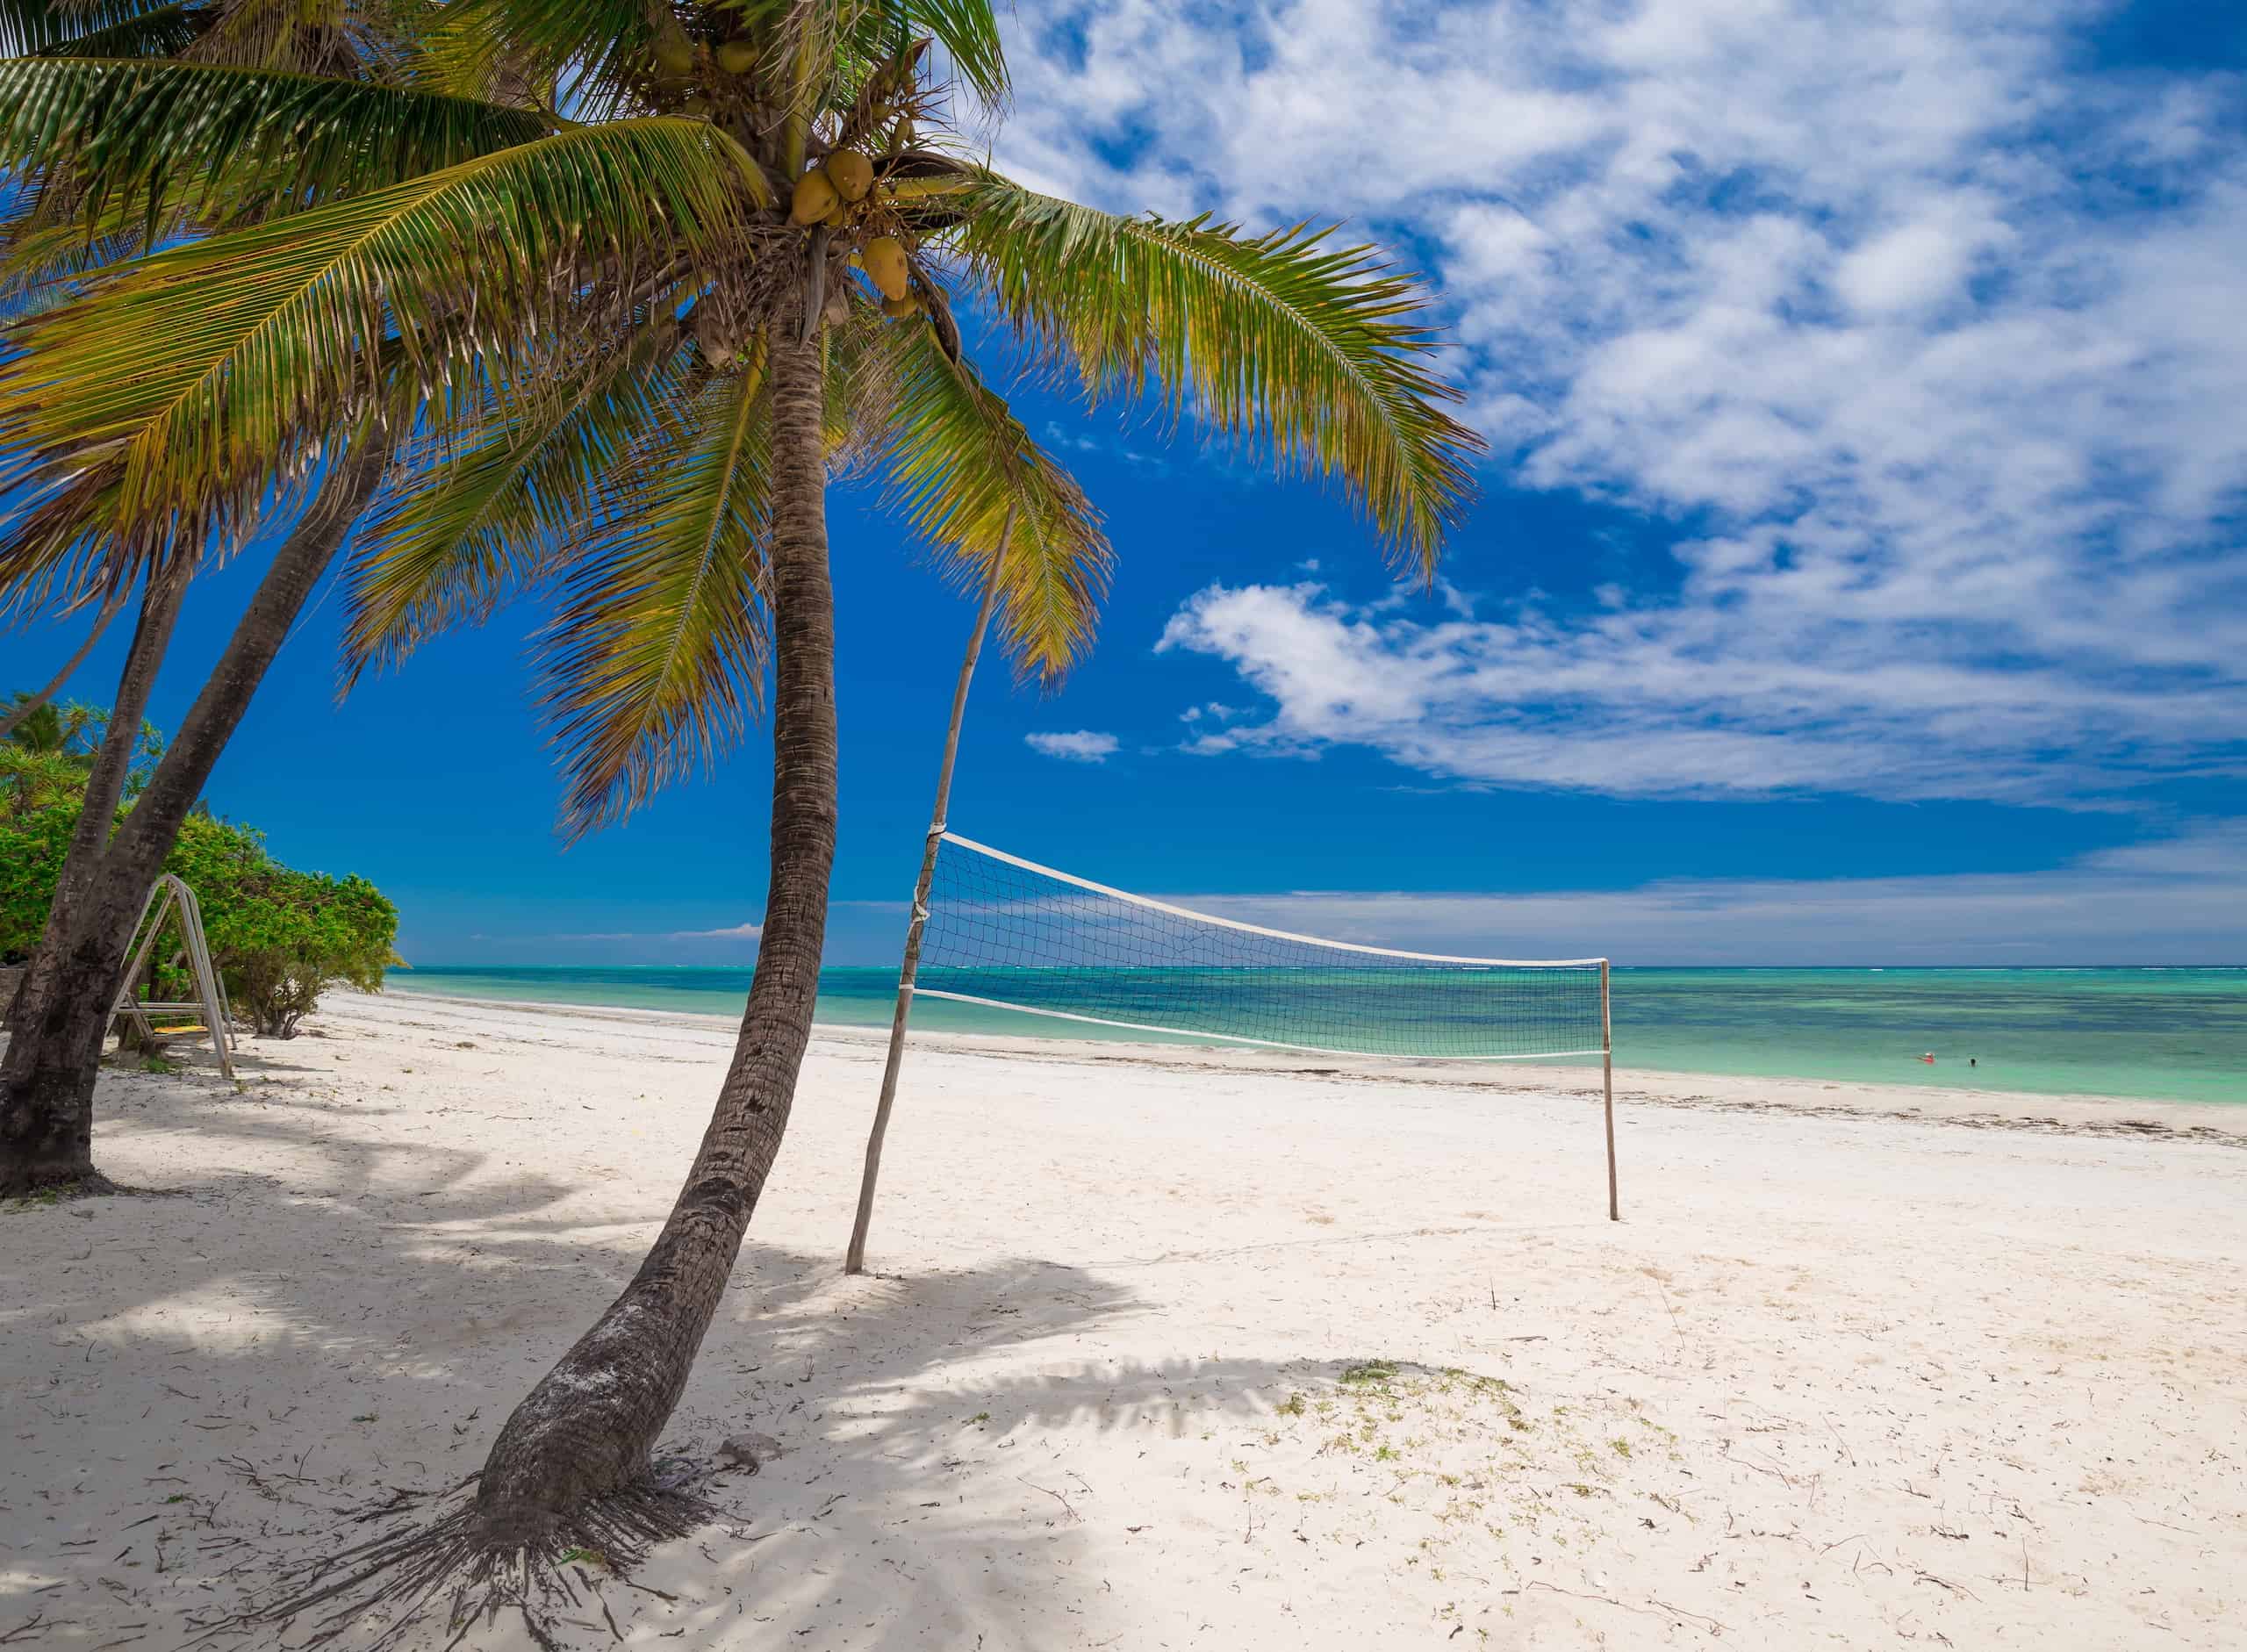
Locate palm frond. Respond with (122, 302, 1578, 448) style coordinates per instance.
(895, 0, 1006, 106)
(30, 0, 208, 58)
(0, 0, 181, 54)
(0, 464, 145, 622)
(341, 319, 694, 683)
(0, 118, 763, 560)
(951, 174, 1484, 574)
(535, 355, 773, 837)
(743, 0, 1007, 107)
(400, 0, 556, 106)
(860, 320, 1109, 681)
(445, 0, 651, 119)
(0, 210, 156, 316)
(0, 58, 554, 238)
(184, 0, 353, 72)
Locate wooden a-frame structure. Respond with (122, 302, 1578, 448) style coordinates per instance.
(110, 873, 235, 1079)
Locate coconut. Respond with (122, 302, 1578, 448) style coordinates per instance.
(821, 201, 849, 229)
(680, 95, 711, 118)
(882, 293, 922, 320)
(789, 168, 839, 226)
(650, 35, 694, 77)
(825, 149, 873, 204)
(714, 39, 755, 75)
(863, 235, 910, 301)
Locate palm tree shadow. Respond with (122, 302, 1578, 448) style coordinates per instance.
(18, 1059, 1335, 1651)
(564, 1270, 1326, 1650)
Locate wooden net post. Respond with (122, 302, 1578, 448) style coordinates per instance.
(1601, 959, 1617, 1221)
(844, 507, 1014, 1275)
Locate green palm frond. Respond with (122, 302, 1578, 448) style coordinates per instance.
(341, 320, 695, 684)
(445, 0, 655, 118)
(951, 174, 1484, 574)
(0, 118, 764, 557)
(743, 0, 1006, 155)
(185, 0, 354, 71)
(462, 0, 1004, 131)
(901, 0, 1006, 104)
(0, 0, 180, 54)
(867, 322, 1109, 682)
(0, 58, 554, 238)
(0, 211, 154, 315)
(535, 356, 773, 837)
(400, 0, 556, 106)
(29, 0, 208, 58)
(767, 0, 1007, 107)
(0, 464, 141, 622)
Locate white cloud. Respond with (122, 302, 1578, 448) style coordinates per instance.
(1160, 823, 2247, 966)
(1025, 729, 1122, 763)
(1158, 578, 2239, 802)
(992, 2, 2247, 808)
(557, 919, 762, 943)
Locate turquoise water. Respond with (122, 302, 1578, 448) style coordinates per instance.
(382, 965, 2247, 1105)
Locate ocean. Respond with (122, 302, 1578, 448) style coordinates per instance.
(381, 964, 2247, 1105)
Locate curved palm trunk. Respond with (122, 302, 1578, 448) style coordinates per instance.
(48, 566, 192, 934)
(467, 320, 836, 1549)
(0, 582, 131, 743)
(0, 432, 394, 1195)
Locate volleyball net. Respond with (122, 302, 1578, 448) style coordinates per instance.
(912, 832, 1608, 1062)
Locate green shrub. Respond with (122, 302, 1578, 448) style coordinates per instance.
(141, 815, 400, 1039)
(207, 864, 397, 1038)
(1, 749, 84, 962)
(4, 711, 398, 1037)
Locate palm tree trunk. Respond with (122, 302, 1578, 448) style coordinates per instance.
(0, 581, 131, 743)
(47, 564, 192, 934)
(468, 319, 838, 1551)
(0, 431, 394, 1196)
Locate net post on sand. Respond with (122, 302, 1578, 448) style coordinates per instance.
(846, 831, 1617, 1271)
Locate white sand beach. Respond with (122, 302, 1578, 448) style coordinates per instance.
(5, 989, 2245, 1649)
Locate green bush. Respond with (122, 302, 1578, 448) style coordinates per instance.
(1, 749, 84, 961)
(4, 720, 398, 1038)
(202, 858, 398, 1038)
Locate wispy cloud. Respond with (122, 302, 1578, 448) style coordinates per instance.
(1026, 729, 1122, 763)
(555, 919, 763, 943)
(1159, 823, 2247, 966)
(1158, 578, 2240, 803)
(993, 2, 2247, 808)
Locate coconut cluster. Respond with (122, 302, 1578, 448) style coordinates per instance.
(787, 152, 920, 318)
(651, 29, 935, 341)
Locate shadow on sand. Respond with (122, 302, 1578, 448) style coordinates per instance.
(5, 1041, 1323, 1650)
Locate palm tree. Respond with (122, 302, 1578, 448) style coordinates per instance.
(1, 0, 1482, 1615)
(0, 0, 547, 1174)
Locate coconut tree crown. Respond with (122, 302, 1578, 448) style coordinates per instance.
(0, 0, 1485, 834)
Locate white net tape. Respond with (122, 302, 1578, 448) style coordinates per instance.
(914, 833, 1607, 1061)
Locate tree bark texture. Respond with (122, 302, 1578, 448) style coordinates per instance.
(469, 319, 839, 1548)
(52, 566, 190, 923)
(0, 432, 395, 1194)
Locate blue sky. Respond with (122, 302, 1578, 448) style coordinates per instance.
(11, 0, 2246, 966)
